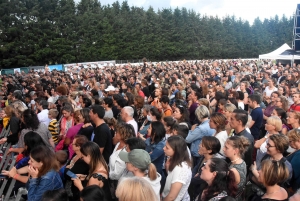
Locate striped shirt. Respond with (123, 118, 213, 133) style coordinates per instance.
(48, 119, 59, 143)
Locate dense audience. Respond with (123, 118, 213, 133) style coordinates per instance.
(0, 59, 300, 201)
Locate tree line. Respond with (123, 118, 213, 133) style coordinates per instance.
(0, 0, 294, 68)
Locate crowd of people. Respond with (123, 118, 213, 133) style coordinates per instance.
(0, 59, 300, 201)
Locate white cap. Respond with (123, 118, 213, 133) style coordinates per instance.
(104, 85, 116, 91)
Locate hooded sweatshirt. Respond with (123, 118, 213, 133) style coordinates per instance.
(142, 173, 161, 201)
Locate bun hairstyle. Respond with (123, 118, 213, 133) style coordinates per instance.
(226, 136, 250, 157)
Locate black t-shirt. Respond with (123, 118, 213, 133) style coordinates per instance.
(77, 125, 94, 140)
(142, 86, 150, 97)
(92, 123, 112, 164)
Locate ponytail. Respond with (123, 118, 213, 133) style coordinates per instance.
(147, 163, 157, 181)
(227, 170, 237, 197)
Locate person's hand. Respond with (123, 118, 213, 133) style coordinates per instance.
(250, 162, 257, 172)
(2, 167, 17, 178)
(191, 124, 198, 131)
(0, 138, 7, 145)
(28, 165, 39, 178)
(138, 133, 146, 141)
(72, 177, 83, 190)
(76, 174, 87, 181)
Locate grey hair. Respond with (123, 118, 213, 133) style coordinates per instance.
(123, 106, 134, 117)
(195, 105, 210, 121)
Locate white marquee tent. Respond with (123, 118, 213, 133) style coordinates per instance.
(259, 43, 300, 60)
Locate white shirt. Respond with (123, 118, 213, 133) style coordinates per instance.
(162, 162, 192, 201)
(37, 109, 50, 127)
(215, 130, 228, 155)
(127, 119, 138, 136)
(109, 143, 127, 180)
(264, 86, 277, 98)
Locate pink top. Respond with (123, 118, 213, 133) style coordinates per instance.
(66, 123, 84, 159)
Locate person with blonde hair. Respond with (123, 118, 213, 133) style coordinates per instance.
(287, 129, 300, 191)
(253, 160, 289, 200)
(198, 98, 211, 113)
(223, 136, 250, 199)
(116, 177, 158, 201)
(119, 149, 161, 200)
(287, 111, 300, 129)
(254, 116, 282, 166)
(223, 103, 237, 135)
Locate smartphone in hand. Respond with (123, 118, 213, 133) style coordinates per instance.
(66, 170, 77, 179)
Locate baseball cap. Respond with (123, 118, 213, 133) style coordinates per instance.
(119, 149, 151, 170)
(104, 85, 116, 91)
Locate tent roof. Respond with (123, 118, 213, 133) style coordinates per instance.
(259, 43, 295, 60)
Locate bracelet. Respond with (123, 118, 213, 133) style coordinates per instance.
(13, 174, 19, 180)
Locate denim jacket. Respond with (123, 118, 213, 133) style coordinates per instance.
(145, 138, 166, 174)
(27, 169, 63, 201)
(186, 120, 215, 157)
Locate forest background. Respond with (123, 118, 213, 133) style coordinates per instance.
(0, 0, 294, 68)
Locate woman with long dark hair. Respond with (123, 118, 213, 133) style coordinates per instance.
(162, 136, 192, 201)
(173, 104, 190, 129)
(77, 108, 94, 140)
(64, 135, 89, 201)
(72, 142, 111, 200)
(145, 121, 166, 175)
(200, 158, 237, 201)
(189, 136, 224, 201)
(9, 109, 54, 154)
(0, 105, 20, 145)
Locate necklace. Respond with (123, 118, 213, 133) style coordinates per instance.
(265, 187, 282, 196)
(231, 158, 241, 163)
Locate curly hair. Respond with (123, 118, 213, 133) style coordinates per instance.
(56, 85, 68, 95)
(226, 136, 250, 157)
(115, 122, 135, 141)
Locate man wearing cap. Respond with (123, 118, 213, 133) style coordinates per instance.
(119, 149, 161, 200)
(104, 85, 116, 98)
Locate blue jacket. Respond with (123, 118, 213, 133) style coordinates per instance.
(27, 169, 63, 201)
(145, 138, 166, 174)
(186, 120, 215, 157)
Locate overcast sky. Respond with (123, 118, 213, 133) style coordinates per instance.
(98, 0, 300, 24)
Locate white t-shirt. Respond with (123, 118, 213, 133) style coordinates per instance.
(127, 119, 138, 136)
(215, 130, 228, 155)
(162, 162, 192, 201)
(37, 109, 50, 127)
(264, 86, 277, 98)
(238, 101, 244, 110)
